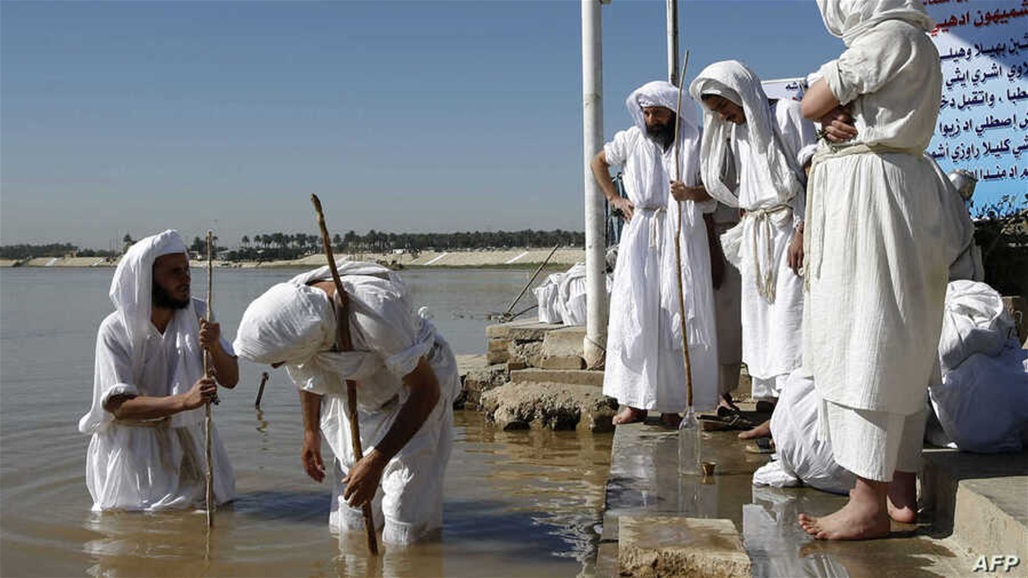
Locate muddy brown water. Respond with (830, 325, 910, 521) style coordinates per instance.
(1, 267, 611, 577)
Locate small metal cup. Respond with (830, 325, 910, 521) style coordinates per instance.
(701, 462, 717, 478)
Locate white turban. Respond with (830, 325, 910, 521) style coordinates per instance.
(110, 230, 189, 348)
(816, 0, 934, 46)
(626, 80, 699, 143)
(689, 60, 804, 208)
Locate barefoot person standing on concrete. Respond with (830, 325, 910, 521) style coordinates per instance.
(233, 261, 459, 545)
(798, 0, 960, 540)
(78, 230, 238, 512)
(591, 80, 720, 427)
(689, 61, 817, 440)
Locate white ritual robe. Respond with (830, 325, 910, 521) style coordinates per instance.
(79, 300, 236, 512)
(234, 265, 459, 544)
(805, 15, 956, 481)
(602, 126, 719, 413)
(732, 101, 815, 397)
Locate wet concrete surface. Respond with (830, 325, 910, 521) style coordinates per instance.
(598, 416, 981, 578)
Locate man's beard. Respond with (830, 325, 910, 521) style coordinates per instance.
(152, 282, 190, 310)
(646, 120, 675, 147)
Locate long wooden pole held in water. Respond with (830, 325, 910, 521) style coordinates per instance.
(311, 194, 379, 556)
(204, 230, 215, 528)
(672, 51, 695, 410)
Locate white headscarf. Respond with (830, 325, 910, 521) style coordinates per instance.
(626, 80, 700, 145)
(689, 60, 803, 208)
(233, 261, 408, 406)
(816, 0, 934, 46)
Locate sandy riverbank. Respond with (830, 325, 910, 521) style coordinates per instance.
(1, 248, 587, 269)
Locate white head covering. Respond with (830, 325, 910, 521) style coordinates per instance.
(110, 230, 190, 355)
(689, 60, 803, 207)
(626, 80, 700, 144)
(816, 0, 934, 46)
(233, 261, 401, 402)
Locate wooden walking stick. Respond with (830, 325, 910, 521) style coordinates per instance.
(203, 230, 215, 528)
(254, 371, 269, 408)
(311, 194, 379, 556)
(672, 51, 695, 410)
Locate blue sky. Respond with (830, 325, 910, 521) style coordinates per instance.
(2, 1, 844, 250)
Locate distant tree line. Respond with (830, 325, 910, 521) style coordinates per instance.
(0, 243, 118, 260)
(226, 229, 584, 261)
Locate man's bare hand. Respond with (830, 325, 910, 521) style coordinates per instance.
(670, 181, 712, 202)
(342, 450, 388, 509)
(609, 196, 635, 222)
(817, 105, 857, 143)
(301, 430, 325, 483)
(181, 377, 218, 410)
(198, 318, 221, 352)
(788, 224, 805, 276)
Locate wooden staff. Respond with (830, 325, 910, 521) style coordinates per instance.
(672, 51, 695, 410)
(204, 230, 215, 528)
(311, 194, 379, 556)
(254, 371, 269, 408)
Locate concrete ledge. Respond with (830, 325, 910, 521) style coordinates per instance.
(922, 447, 1028, 562)
(485, 320, 560, 341)
(510, 368, 604, 387)
(618, 516, 751, 578)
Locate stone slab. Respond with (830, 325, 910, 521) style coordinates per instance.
(618, 516, 751, 578)
(485, 319, 560, 341)
(510, 368, 604, 387)
(922, 447, 1028, 563)
(538, 355, 586, 370)
(540, 325, 587, 358)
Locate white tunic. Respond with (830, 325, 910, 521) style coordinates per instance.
(79, 300, 236, 512)
(731, 101, 815, 383)
(805, 18, 955, 417)
(602, 125, 720, 412)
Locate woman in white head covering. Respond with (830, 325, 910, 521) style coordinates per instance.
(688, 61, 816, 411)
(591, 80, 720, 426)
(797, 0, 970, 540)
(78, 230, 237, 512)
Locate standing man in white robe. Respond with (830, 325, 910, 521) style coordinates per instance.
(798, 0, 961, 540)
(591, 80, 720, 426)
(78, 230, 238, 512)
(689, 61, 817, 438)
(232, 262, 459, 545)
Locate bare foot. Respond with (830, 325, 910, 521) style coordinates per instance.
(738, 419, 771, 440)
(612, 406, 646, 425)
(887, 471, 918, 524)
(798, 478, 891, 540)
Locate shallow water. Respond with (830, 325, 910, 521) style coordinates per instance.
(0, 267, 611, 577)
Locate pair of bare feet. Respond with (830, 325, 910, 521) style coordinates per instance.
(798, 471, 918, 540)
(612, 406, 681, 428)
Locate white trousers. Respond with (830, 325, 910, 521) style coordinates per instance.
(819, 399, 926, 482)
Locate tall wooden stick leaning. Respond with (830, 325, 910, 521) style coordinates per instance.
(204, 230, 215, 528)
(311, 194, 380, 556)
(672, 51, 695, 410)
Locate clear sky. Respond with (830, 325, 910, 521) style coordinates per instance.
(1, 0, 844, 250)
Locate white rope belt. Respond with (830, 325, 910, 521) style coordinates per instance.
(743, 204, 792, 303)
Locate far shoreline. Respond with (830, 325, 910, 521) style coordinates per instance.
(0, 247, 586, 270)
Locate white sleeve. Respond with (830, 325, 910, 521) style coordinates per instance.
(603, 129, 632, 168)
(350, 281, 431, 380)
(818, 25, 914, 105)
(94, 318, 139, 410)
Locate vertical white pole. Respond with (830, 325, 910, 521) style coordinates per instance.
(666, 0, 679, 85)
(582, 0, 607, 368)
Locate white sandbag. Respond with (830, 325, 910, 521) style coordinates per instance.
(764, 371, 855, 495)
(938, 280, 1014, 373)
(928, 342, 1028, 453)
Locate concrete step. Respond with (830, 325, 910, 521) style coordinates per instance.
(617, 516, 751, 578)
(539, 326, 586, 369)
(486, 319, 560, 341)
(921, 447, 1028, 564)
(509, 368, 604, 387)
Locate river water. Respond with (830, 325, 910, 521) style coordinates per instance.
(0, 266, 612, 577)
